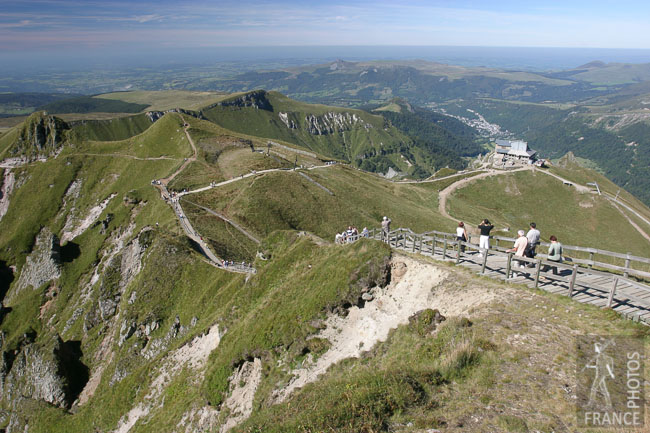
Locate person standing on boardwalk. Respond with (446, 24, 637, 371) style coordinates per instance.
(381, 216, 391, 241)
(541, 235, 562, 277)
(507, 230, 529, 276)
(456, 222, 468, 253)
(525, 222, 541, 263)
(477, 219, 494, 257)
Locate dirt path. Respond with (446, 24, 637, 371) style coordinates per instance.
(161, 114, 197, 186)
(603, 192, 650, 228)
(437, 168, 528, 220)
(396, 168, 484, 185)
(610, 202, 650, 243)
(534, 169, 650, 242)
(76, 153, 179, 161)
(178, 163, 335, 197)
(439, 165, 650, 246)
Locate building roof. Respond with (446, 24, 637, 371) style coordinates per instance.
(509, 149, 536, 157)
(495, 139, 512, 148)
(495, 139, 535, 158)
(510, 141, 529, 152)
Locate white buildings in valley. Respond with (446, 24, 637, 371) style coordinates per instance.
(493, 139, 537, 166)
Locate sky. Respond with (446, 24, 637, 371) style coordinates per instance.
(2, 0, 650, 68)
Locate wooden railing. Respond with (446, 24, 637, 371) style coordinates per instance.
(486, 234, 650, 280)
(359, 227, 650, 281)
(349, 227, 650, 314)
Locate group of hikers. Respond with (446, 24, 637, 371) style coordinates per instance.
(337, 215, 564, 279)
(335, 226, 369, 244)
(457, 220, 563, 278)
(221, 259, 252, 269)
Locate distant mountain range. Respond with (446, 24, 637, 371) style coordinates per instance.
(2, 59, 650, 205)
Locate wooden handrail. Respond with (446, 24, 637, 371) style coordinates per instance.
(360, 226, 650, 295)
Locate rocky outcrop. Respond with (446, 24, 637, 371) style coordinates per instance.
(278, 112, 297, 129)
(84, 228, 151, 331)
(304, 112, 371, 135)
(14, 227, 62, 296)
(11, 112, 69, 158)
(217, 90, 273, 111)
(0, 169, 15, 222)
(146, 111, 165, 122)
(2, 336, 88, 409)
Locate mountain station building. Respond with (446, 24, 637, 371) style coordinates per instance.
(494, 139, 537, 165)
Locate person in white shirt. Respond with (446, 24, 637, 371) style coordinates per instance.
(507, 230, 529, 276)
(456, 221, 468, 253)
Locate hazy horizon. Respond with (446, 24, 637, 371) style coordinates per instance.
(3, 45, 650, 75)
(3, 0, 650, 74)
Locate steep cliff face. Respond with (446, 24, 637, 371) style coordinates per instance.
(11, 112, 69, 158)
(1, 336, 87, 410)
(14, 227, 62, 297)
(304, 112, 372, 135)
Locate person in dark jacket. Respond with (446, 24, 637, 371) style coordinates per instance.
(478, 219, 494, 257)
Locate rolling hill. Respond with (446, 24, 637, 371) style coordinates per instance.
(200, 90, 477, 177)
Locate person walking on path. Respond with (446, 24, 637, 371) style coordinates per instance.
(540, 235, 563, 277)
(381, 216, 391, 242)
(507, 230, 529, 276)
(477, 219, 494, 257)
(525, 222, 541, 265)
(456, 221, 468, 253)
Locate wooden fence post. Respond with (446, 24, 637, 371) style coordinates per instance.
(442, 238, 448, 259)
(607, 277, 619, 308)
(431, 236, 436, 256)
(534, 259, 542, 288)
(588, 251, 594, 269)
(505, 252, 513, 279)
(418, 236, 423, 253)
(456, 241, 462, 264)
(624, 253, 631, 278)
(481, 250, 489, 274)
(568, 265, 578, 297)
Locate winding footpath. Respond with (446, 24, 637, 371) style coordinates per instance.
(155, 115, 254, 273)
(155, 116, 336, 273)
(438, 165, 650, 242)
(437, 167, 528, 220)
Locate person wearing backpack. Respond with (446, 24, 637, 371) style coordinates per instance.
(541, 235, 562, 276)
(456, 221, 468, 253)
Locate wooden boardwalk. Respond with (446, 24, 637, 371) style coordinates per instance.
(367, 228, 650, 325)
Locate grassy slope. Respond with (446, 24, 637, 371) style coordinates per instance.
(0, 127, 18, 158)
(95, 90, 231, 111)
(38, 95, 148, 114)
(447, 169, 650, 257)
(201, 91, 415, 170)
(74, 113, 190, 159)
(69, 113, 154, 142)
(168, 115, 293, 192)
(550, 155, 650, 225)
(187, 164, 457, 246)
